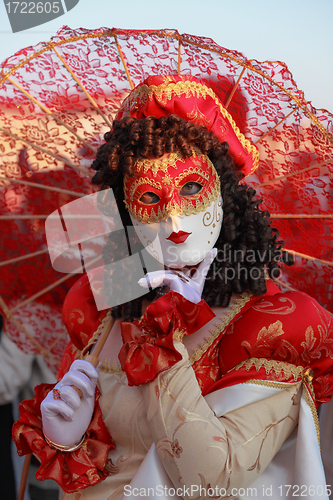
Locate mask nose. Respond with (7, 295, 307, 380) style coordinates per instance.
(168, 213, 185, 233)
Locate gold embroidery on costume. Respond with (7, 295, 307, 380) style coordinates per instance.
(186, 105, 211, 128)
(173, 329, 186, 342)
(233, 358, 304, 382)
(247, 415, 295, 473)
(100, 359, 124, 375)
(189, 292, 252, 364)
(240, 320, 300, 363)
(301, 321, 333, 363)
(252, 297, 296, 315)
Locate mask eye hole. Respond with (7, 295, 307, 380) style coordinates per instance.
(139, 192, 160, 205)
(180, 182, 202, 197)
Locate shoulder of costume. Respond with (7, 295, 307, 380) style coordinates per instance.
(214, 281, 333, 405)
(62, 268, 107, 352)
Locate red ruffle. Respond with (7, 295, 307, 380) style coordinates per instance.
(119, 291, 215, 386)
(12, 383, 115, 493)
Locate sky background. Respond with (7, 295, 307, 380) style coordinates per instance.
(0, 0, 332, 112)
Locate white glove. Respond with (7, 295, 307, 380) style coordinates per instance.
(138, 248, 217, 304)
(41, 359, 99, 447)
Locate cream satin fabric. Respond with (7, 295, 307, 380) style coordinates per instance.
(121, 382, 328, 500)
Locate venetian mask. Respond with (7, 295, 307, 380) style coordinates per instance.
(124, 150, 223, 268)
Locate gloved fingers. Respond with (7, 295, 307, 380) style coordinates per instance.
(69, 359, 99, 380)
(139, 270, 190, 289)
(58, 385, 81, 409)
(61, 370, 95, 398)
(41, 399, 75, 422)
(191, 248, 217, 286)
(138, 270, 175, 289)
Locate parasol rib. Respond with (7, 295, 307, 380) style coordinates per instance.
(253, 160, 333, 188)
(177, 35, 182, 75)
(0, 175, 85, 197)
(9, 272, 78, 313)
(7, 77, 98, 154)
(46, 329, 68, 352)
(0, 248, 49, 268)
(0, 127, 93, 177)
(274, 279, 298, 292)
(8, 254, 102, 313)
(270, 214, 333, 219)
(0, 215, 48, 219)
(225, 67, 246, 109)
(284, 248, 333, 268)
(114, 34, 134, 90)
(51, 46, 113, 129)
(0, 294, 60, 363)
(0, 214, 111, 219)
(255, 108, 297, 144)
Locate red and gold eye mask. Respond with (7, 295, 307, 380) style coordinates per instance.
(124, 150, 221, 223)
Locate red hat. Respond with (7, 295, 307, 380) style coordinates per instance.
(116, 74, 258, 177)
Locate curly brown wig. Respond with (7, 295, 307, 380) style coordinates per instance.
(91, 114, 292, 321)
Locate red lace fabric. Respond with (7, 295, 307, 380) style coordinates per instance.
(0, 28, 332, 372)
(119, 291, 215, 386)
(12, 383, 115, 493)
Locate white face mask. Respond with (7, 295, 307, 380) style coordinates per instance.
(131, 194, 223, 269)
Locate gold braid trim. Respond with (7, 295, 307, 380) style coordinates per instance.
(99, 358, 124, 374)
(303, 384, 321, 449)
(189, 292, 252, 364)
(233, 358, 304, 382)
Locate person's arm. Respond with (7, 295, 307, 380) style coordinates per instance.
(142, 342, 300, 499)
(0, 331, 34, 404)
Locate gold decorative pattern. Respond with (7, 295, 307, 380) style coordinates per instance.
(173, 328, 186, 342)
(99, 359, 124, 375)
(129, 177, 162, 202)
(125, 179, 220, 223)
(174, 166, 211, 185)
(189, 292, 252, 364)
(133, 152, 185, 175)
(186, 105, 211, 128)
(233, 358, 304, 381)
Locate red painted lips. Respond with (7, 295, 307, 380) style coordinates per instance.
(166, 231, 191, 244)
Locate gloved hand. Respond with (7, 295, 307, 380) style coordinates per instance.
(41, 359, 99, 447)
(138, 248, 217, 304)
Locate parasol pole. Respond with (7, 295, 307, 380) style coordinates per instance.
(17, 312, 115, 500)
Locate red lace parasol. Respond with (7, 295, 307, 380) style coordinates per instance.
(0, 27, 332, 372)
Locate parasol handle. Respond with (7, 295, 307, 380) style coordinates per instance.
(17, 313, 115, 500)
(18, 453, 31, 500)
(71, 314, 115, 397)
